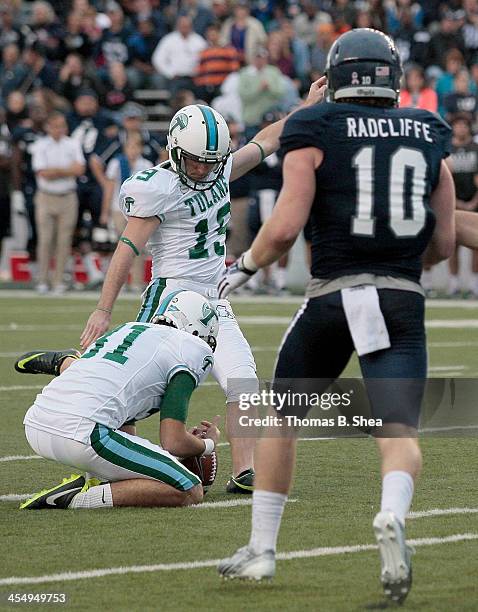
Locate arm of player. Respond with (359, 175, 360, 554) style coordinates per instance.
(80, 215, 160, 349)
(159, 373, 220, 457)
(219, 147, 322, 297)
(229, 76, 327, 182)
(99, 177, 115, 226)
(423, 160, 456, 266)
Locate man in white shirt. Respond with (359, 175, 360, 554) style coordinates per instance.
(31, 112, 85, 295)
(151, 15, 206, 94)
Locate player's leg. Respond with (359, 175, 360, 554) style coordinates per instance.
(359, 289, 426, 604)
(456, 209, 478, 249)
(211, 300, 257, 492)
(21, 424, 202, 509)
(219, 293, 354, 579)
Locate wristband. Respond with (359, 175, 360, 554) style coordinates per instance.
(119, 236, 140, 256)
(96, 307, 112, 314)
(201, 438, 215, 456)
(242, 249, 259, 273)
(250, 140, 266, 163)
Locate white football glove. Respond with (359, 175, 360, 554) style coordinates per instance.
(218, 253, 257, 298)
(11, 190, 26, 214)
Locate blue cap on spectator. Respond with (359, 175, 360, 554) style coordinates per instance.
(75, 89, 99, 100)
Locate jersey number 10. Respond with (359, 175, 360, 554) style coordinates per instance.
(352, 146, 427, 238)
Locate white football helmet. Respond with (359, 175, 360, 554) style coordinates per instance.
(151, 290, 219, 351)
(167, 104, 231, 191)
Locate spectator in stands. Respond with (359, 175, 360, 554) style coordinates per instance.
(63, 10, 93, 59)
(103, 62, 134, 113)
(18, 42, 57, 95)
(238, 46, 285, 139)
(5, 90, 29, 131)
(462, 0, 478, 63)
(55, 52, 104, 105)
(126, 16, 162, 89)
(310, 22, 335, 78)
(330, 0, 356, 34)
(181, 0, 214, 38)
(292, 0, 332, 47)
(267, 30, 294, 79)
(27, 1, 64, 62)
(279, 19, 310, 92)
(152, 15, 206, 94)
(399, 64, 438, 112)
(444, 68, 478, 123)
(0, 43, 25, 103)
(391, 5, 429, 66)
(367, 0, 387, 32)
(425, 10, 466, 70)
(220, 0, 267, 64)
(101, 101, 162, 166)
(31, 111, 85, 295)
(446, 115, 478, 296)
(129, 0, 168, 38)
(0, 108, 12, 263)
(387, 0, 424, 36)
(435, 48, 466, 117)
(95, 2, 132, 76)
(211, 0, 230, 26)
(0, 4, 24, 51)
(11, 103, 47, 270)
(194, 23, 241, 104)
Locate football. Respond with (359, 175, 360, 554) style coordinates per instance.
(181, 450, 218, 493)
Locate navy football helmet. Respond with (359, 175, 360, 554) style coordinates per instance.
(326, 28, 402, 104)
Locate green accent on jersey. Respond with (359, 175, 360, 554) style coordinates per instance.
(16, 353, 45, 370)
(90, 424, 199, 489)
(103, 324, 149, 365)
(189, 218, 209, 259)
(81, 325, 124, 359)
(202, 355, 214, 371)
(136, 168, 158, 182)
(160, 371, 196, 423)
(214, 201, 230, 256)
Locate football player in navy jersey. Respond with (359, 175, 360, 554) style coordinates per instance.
(218, 29, 455, 603)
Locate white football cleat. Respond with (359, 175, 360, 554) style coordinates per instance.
(218, 546, 275, 581)
(373, 511, 414, 604)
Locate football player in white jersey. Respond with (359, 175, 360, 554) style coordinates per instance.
(18, 291, 220, 510)
(79, 78, 326, 493)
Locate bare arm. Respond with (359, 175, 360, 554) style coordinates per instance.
(80, 215, 160, 348)
(422, 161, 456, 266)
(230, 76, 327, 182)
(89, 154, 108, 190)
(249, 147, 322, 267)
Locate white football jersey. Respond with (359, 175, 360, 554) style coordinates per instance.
(24, 323, 213, 438)
(118, 157, 233, 285)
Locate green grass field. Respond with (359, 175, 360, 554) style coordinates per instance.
(0, 292, 477, 611)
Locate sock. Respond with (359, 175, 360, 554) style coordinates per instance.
(249, 490, 287, 554)
(274, 266, 287, 291)
(421, 269, 433, 291)
(69, 483, 113, 509)
(380, 471, 414, 526)
(83, 253, 103, 281)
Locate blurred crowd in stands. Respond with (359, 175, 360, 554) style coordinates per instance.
(1, 0, 478, 295)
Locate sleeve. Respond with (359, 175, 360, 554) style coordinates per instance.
(106, 157, 120, 181)
(31, 140, 46, 171)
(166, 337, 214, 388)
(73, 139, 86, 164)
(429, 112, 452, 159)
(279, 105, 328, 157)
(118, 168, 175, 222)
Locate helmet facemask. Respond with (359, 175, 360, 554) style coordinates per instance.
(170, 146, 230, 192)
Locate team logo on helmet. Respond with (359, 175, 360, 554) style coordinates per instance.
(170, 112, 189, 135)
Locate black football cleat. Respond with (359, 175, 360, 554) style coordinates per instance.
(14, 349, 81, 376)
(226, 468, 255, 494)
(20, 474, 85, 510)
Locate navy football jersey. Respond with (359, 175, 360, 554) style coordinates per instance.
(280, 102, 451, 283)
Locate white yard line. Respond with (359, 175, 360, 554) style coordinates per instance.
(428, 365, 467, 371)
(408, 507, 478, 519)
(193, 499, 297, 509)
(0, 533, 475, 586)
(0, 455, 42, 463)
